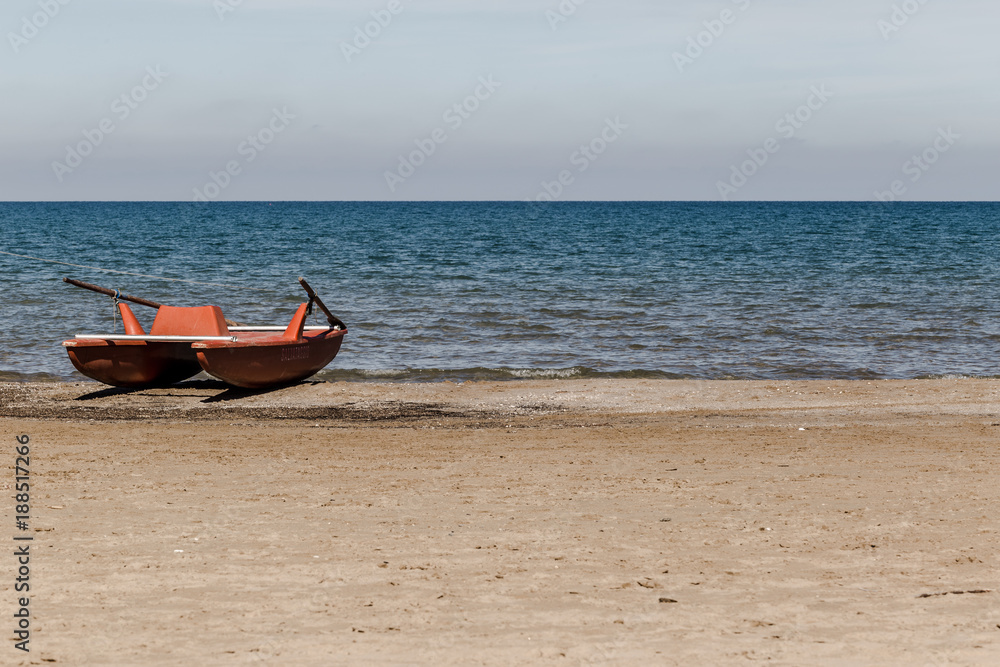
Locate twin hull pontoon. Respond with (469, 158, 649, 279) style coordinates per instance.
(62, 280, 346, 389)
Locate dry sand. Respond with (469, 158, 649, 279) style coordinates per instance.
(2, 378, 999, 666)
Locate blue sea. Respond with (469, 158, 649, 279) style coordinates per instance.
(1, 202, 998, 383)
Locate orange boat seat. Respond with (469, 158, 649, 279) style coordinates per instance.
(117, 303, 147, 336)
(149, 305, 230, 337)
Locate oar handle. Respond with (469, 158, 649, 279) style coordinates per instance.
(64, 277, 244, 327)
(63, 277, 163, 309)
(298, 277, 347, 330)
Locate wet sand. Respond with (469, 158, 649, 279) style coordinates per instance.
(2, 379, 999, 665)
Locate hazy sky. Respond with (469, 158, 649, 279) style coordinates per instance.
(1, 0, 996, 201)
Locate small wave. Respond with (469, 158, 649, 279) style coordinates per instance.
(503, 367, 586, 379)
(913, 373, 1000, 380)
(848, 302, 897, 309)
(0, 370, 76, 383)
(348, 369, 410, 379)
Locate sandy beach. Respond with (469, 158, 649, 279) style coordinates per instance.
(2, 378, 999, 665)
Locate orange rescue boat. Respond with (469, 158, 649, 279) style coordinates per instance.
(62, 278, 347, 389)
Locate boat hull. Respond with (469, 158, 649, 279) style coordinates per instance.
(193, 330, 346, 389)
(63, 300, 347, 390)
(63, 339, 203, 388)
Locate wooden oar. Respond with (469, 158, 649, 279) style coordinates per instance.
(63, 277, 243, 328)
(298, 277, 347, 330)
(64, 277, 163, 308)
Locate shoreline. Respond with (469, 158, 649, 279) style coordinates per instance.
(3, 377, 1000, 424)
(3, 378, 999, 664)
(5, 367, 999, 386)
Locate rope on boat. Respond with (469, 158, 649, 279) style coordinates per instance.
(0, 250, 271, 292)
